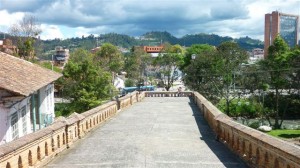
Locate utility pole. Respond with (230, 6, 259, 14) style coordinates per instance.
(51, 55, 54, 71)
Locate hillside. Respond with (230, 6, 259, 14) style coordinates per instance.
(1, 31, 264, 59)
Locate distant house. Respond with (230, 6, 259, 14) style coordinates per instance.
(53, 46, 69, 67)
(0, 39, 17, 55)
(249, 48, 264, 63)
(0, 52, 62, 144)
(143, 45, 164, 57)
(91, 46, 101, 54)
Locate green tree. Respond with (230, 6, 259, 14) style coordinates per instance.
(184, 42, 248, 115)
(259, 35, 293, 129)
(211, 42, 248, 115)
(183, 48, 216, 98)
(153, 43, 185, 91)
(289, 47, 300, 95)
(61, 49, 112, 113)
(9, 14, 42, 60)
(180, 44, 215, 70)
(124, 46, 151, 82)
(94, 43, 124, 73)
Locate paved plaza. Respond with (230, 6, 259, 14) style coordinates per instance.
(47, 97, 248, 168)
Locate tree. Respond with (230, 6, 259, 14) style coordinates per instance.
(94, 43, 124, 73)
(183, 42, 248, 115)
(9, 14, 42, 60)
(180, 44, 215, 70)
(183, 45, 216, 98)
(289, 47, 300, 95)
(211, 42, 248, 115)
(124, 47, 146, 81)
(124, 46, 152, 86)
(153, 43, 184, 91)
(259, 35, 293, 129)
(60, 49, 112, 113)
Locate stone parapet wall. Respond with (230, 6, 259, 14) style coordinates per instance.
(0, 91, 143, 168)
(145, 91, 192, 97)
(2, 91, 298, 168)
(193, 92, 300, 168)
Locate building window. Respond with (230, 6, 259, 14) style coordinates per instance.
(280, 15, 298, 47)
(11, 112, 19, 140)
(46, 85, 53, 111)
(21, 107, 27, 135)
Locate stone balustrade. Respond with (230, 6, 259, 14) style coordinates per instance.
(193, 92, 300, 168)
(0, 91, 299, 168)
(0, 91, 142, 168)
(145, 91, 192, 97)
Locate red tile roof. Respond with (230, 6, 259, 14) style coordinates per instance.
(0, 52, 62, 96)
(143, 46, 163, 53)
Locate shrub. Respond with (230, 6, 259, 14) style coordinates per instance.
(217, 98, 261, 118)
(249, 121, 260, 129)
(125, 78, 135, 87)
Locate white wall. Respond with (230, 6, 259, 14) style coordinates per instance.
(0, 106, 9, 145)
(0, 97, 31, 144)
(38, 84, 55, 128)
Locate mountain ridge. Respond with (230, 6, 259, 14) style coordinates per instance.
(0, 31, 264, 54)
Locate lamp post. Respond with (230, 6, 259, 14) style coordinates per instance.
(191, 54, 197, 91)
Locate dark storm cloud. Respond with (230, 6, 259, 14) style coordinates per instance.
(0, 0, 53, 12)
(210, 1, 249, 20)
(0, 0, 253, 37)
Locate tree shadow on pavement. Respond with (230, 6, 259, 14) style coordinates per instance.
(188, 97, 249, 168)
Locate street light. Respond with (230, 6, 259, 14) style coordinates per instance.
(190, 54, 197, 91)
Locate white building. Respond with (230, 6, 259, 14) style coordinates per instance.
(249, 48, 264, 63)
(0, 52, 62, 144)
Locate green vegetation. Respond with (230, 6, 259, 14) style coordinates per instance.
(55, 103, 74, 117)
(183, 42, 248, 114)
(39, 62, 62, 73)
(267, 130, 300, 139)
(182, 36, 300, 129)
(124, 46, 151, 84)
(153, 43, 185, 91)
(33, 31, 263, 60)
(217, 98, 261, 118)
(94, 43, 124, 72)
(59, 48, 115, 113)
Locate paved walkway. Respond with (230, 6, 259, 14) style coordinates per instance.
(47, 97, 248, 168)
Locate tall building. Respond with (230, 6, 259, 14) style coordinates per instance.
(264, 11, 299, 57)
(53, 46, 69, 67)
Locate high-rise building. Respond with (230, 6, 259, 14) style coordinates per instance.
(264, 11, 299, 57)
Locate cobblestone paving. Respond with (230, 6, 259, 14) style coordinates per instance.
(47, 97, 248, 168)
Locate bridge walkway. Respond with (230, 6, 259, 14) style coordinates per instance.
(47, 97, 248, 168)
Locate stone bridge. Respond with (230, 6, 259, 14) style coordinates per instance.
(0, 92, 299, 168)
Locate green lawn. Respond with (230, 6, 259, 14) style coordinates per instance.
(267, 129, 300, 139)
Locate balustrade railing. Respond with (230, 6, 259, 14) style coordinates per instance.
(0, 91, 141, 168)
(0, 91, 299, 168)
(145, 91, 192, 97)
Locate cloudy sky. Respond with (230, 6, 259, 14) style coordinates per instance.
(0, 0, 299, 40)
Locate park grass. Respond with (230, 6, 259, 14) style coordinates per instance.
(267, 129, 300, 139)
